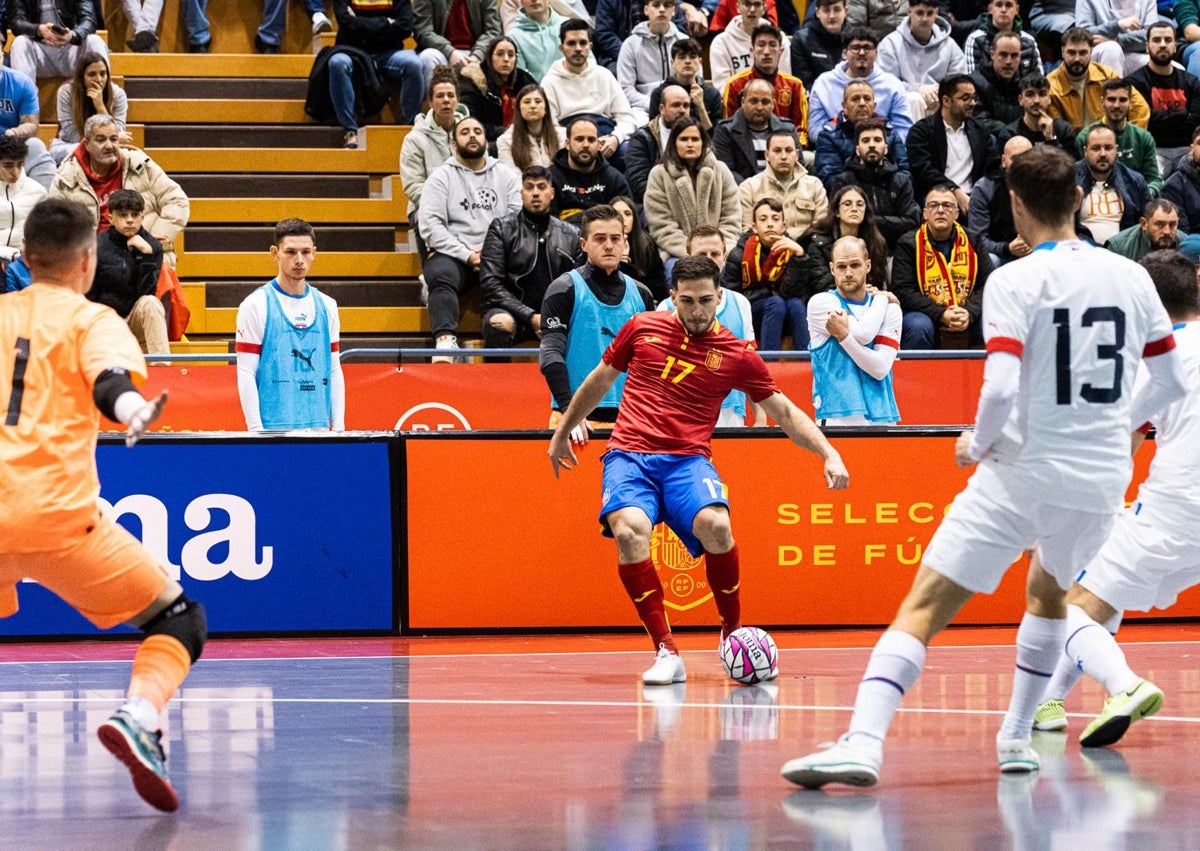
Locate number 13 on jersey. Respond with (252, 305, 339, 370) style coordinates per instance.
(1053, 306, 1125, 405)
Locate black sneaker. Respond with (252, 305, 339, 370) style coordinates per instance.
(255, 35, 281, 54)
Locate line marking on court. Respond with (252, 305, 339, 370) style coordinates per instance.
(3, 640, 1199, 665)
(0, 693, 1197, 724)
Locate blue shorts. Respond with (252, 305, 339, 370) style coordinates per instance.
(599, 450, 729, 557)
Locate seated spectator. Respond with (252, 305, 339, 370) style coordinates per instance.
(593, 0, 701, 72)
(418, 117, 523, 360)
(1105, 197, 1180, 259)
(459, 36, 538, 154)
(257, 0, 333, 53)
(414, 0, 502, 74)
(1027, 0, 1075, 51)
(998, 72, 1079, 153)
(906, 74, 998, 209)
(87, 189, 168, 355)
(612, 195, 668, 301)
(1076, 123, 1149, 243)
(1129, 23, 1200, 178)
(509, 0, 570, 80)
(120, 0, 165, 52)
(400, 67, 467, 253)
(1162, 125, 1200, 230)
(549, 117, 630, 224)
(713, 78, 798, 183)
(1047, 27, 1150, 131)
(50, 115, 190, 267)
(9, 0, 108, 85)
(0, 64, 56, 190)
(962, 0, 1039, 76)
(791, 0, 848, 92)
(711, 0, 793, 93)
(709, 0, 779, 33)
(645, 119, 742, 260)
(723, 197, 814, 349)
(306, 1, 425, 149)
(543, 19, 638, 168)
(798, 184, 890, 290)
(846, 0, 908, 42)
(501, 0, 590, 32)
(1076, 0, 1156, 75)
(892, 182, 993, 348)
(52, 51, 128, 165)
(738, 129, 828, 237)
(971, 31, 1024, 135)
(807, 235, 901, 425)
(183, 0, 212, 53)
(0, 136, 47, 268)
(498, 84, 566, 171)
(626, 85, 692, 199)
(478, 166, 583, 348)
(645, 38, 723, 133)
(877, 0, 969, 121)
(617, 0, 686, 125)
(538, 204, 656, 426)
(721, 24, 808, 143)
(967, 135, 1032, 265)
(656, 224, 765, 427)
(828, 118, 922, 243)
(1076, 79, 1162, 196)
(808, 27, 915, 141)
(5, 254, 32, 293)
(813, 79, 911, 182)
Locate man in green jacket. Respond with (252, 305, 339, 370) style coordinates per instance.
(1105, 198, 1183, 260)
(1077, 78, 1164, 195)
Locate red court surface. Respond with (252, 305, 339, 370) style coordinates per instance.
(2, 625, 1198, 848)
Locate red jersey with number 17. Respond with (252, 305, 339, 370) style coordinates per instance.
(602, 311, 779, 457)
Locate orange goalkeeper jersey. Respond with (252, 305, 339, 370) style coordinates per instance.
(0, 283, 146, 551)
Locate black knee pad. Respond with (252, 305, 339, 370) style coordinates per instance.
(141, 593, 207, 663)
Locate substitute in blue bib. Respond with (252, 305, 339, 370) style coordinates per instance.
(808, 235, 901, 425)
(235, 218, 346, 431)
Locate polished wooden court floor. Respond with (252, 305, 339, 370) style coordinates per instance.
(3, 625, 1199, 849)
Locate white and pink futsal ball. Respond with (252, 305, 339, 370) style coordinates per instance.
(720, 626, 779, 684)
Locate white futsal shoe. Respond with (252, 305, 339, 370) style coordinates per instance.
(642, 644, 686, 685)
(781, 735, 882, 789)
(997, 734, 1040, 773)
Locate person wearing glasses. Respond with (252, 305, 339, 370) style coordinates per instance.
(906, 73, 999, 212)
(807, 27, 914, 142)
(890, 181, 994, 348)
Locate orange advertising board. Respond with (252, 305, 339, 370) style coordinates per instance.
(131, 358, 985, 432)
(404, 432, 1198, 631)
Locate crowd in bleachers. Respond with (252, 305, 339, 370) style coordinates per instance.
(367, 0, 1200, 358)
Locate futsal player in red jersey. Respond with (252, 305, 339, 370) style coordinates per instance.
(548, 255, 850, 684)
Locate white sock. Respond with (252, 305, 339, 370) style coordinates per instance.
(121, 695, 161, 732)
(1042, 609, 1123, 701)
(1064, 604, 1138, 695)
(999, 612, 1065, 740)
(845, 630, 926, 753)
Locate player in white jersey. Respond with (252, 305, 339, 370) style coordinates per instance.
(1030, 250, 1200, 748)
(780, 146, 1189, 790)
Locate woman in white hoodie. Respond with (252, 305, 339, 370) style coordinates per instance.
(644, 118, 742, 261)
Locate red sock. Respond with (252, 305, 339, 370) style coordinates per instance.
(705, 544, 741, 639)
(618, 558, 676, 653)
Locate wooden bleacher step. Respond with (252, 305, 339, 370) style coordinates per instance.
(183, 225, 398, 253)
(174, 174, 371, 199)
(145, 125, 344, 148)
(123, 78, 308, 100)
(204, 280, 424, 308)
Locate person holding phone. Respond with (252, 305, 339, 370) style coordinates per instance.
(8, 0, 109, 85)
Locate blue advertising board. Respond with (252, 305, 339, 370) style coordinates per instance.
(0, 435, 397, 638)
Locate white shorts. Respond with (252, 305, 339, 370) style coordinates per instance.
(924, 461, 1115, 595)
(1077, 502, 1200, 612)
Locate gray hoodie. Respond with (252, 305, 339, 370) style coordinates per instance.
(616, 21, 687, 113)
(418, 156, 523, 262)
(399, 104, 469, 217)
(876, 16, 968, 91)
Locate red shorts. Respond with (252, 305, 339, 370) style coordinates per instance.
(0, 510, 169, 630)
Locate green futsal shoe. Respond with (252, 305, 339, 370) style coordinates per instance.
(1033, 698, 1068, 732)
(1080, 679, 1164, 748)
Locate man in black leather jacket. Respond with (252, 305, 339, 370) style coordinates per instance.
(479, 165, 583, 348)
(9, 0, 105, 83)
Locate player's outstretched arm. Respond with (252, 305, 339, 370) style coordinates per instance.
(92, 368, 168, 447)
(757, 392, 850, 490)
(548, 362, 621, 478)
(123, 391, 168, 447)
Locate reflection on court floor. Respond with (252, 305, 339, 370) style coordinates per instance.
(1, 627, 1197, 847)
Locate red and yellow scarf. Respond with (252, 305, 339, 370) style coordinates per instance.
(740, 234, 793, 293)
(915, 223, 977, 307)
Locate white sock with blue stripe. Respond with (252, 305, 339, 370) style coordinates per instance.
(845, 629, 925, 754)
(999, 612, 1066, 740)
(1065, 604, 1138, 696)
